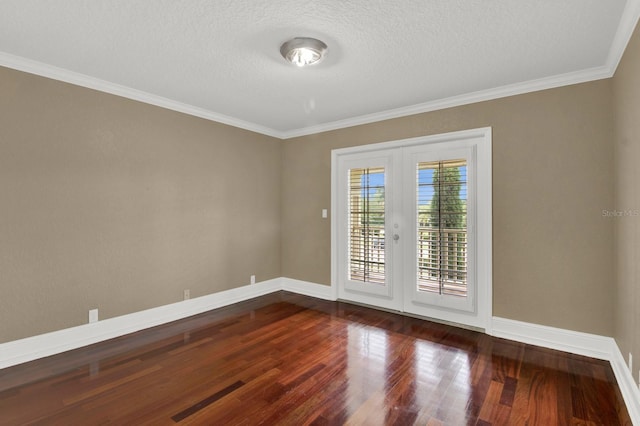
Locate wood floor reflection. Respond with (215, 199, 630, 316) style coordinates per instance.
(0, 292, 631, 425)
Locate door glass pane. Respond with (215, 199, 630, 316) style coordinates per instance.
(417, 160, 467, 296)
(349, 167, 385, 285)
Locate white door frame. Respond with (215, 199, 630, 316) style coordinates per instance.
(330, 127, 493, 332)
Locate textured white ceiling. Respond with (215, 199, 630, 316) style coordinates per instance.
(0, 0, 638, 138)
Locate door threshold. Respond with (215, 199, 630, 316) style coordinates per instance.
(337, 298, 485, 333)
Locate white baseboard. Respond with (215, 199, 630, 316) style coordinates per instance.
(491, 317, 614, 360)
(281, 277, 335, 300)
(492, 316, 639, 424)
(0, 278, 336, 370)
(0, 278, 282, 370)
(1, 285, 638, 423)
(610, 342, 640, 423)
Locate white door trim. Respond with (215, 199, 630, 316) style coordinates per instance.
(331, 127, 493, 331)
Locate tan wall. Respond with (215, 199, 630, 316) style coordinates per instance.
(613, 23, 640, 379)
(0, 66, 282, 343)
(0, 44, 624, 343)
(282, 80, 615, 336)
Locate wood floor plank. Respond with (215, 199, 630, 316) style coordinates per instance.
(171, 380, 245, 422)
(0, 291, 632, 425)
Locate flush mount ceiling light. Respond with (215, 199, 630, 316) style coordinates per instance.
(280, 37, 328, 67)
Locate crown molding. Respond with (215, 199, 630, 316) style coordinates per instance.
(0, 52, 283, 139)
(606, 0, 640, 73)
(5, 49, 613, 142)
(1, 0, 638, 141)
(280, 65, 613, 139)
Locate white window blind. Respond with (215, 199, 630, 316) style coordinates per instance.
(416, 159, 468, 297)
(348, 167, 385, 285)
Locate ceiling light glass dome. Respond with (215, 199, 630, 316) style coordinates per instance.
(280, 37, 328, 67)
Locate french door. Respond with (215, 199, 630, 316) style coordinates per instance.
(333, 129, 492, 330)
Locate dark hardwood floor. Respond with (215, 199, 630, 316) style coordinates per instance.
(0, 292, 631, 425)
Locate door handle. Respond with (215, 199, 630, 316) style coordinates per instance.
(393, 234, 400, 241)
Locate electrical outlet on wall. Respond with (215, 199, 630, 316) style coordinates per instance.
(89, 309, 98, 323)
(184, 289, 190, 300)
(250, 275, 256, 285)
